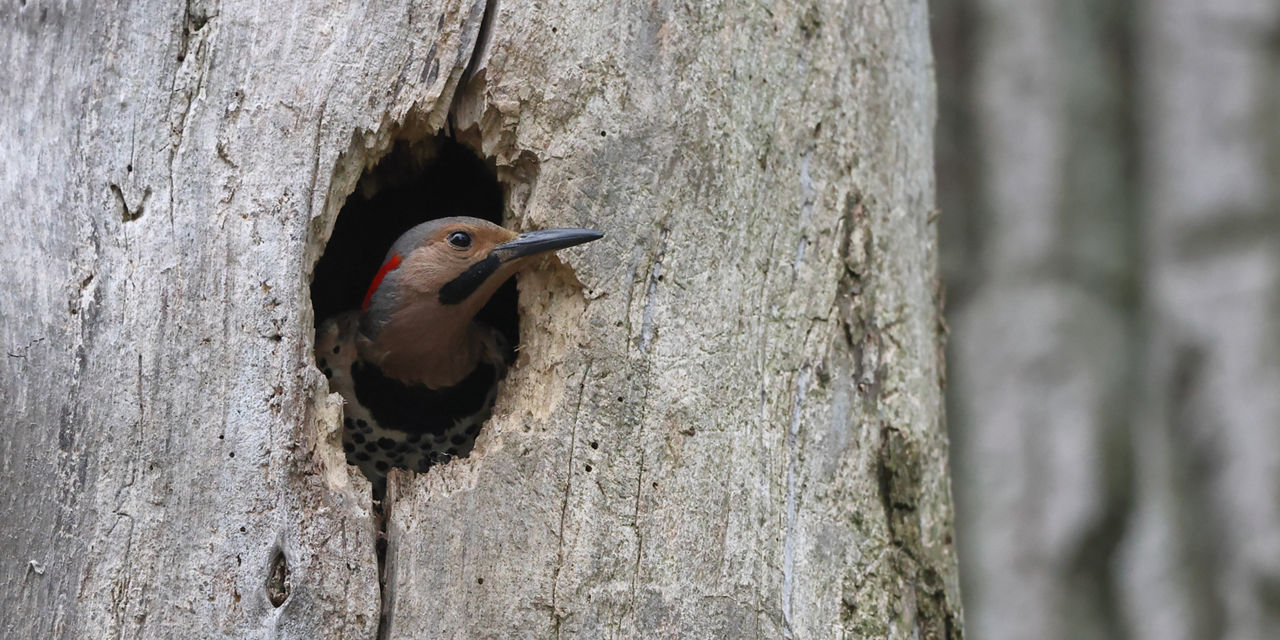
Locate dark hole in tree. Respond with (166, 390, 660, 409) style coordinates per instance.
(266, 549, 290, 607)
(311, 136, 517, 485)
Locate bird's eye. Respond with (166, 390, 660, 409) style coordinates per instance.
(447, 231, 472, 249)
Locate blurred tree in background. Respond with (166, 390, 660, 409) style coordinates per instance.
(935, 0, 1280, 638)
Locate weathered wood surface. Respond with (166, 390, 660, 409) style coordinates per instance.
(1, 1, 959, 638)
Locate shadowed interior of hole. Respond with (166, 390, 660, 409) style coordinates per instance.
(311, 136, 518, 361)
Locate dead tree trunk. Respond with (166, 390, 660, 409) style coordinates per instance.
(1, 1, 960, 638)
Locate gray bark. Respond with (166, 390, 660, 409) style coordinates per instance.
(1, 1, 959, 638)
(935, 2, 1136, 638)
(937, 0, 1280, 638)
(1122, 2, 1280, 638)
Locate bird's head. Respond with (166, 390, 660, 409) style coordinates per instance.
(356, 216, 602, 385)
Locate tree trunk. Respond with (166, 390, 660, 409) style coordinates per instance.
(1122, 2, 1280, 638)
(934, 1, 1137, 638)
(1, 1, 959, 638)
(936, 0, 1280, 638)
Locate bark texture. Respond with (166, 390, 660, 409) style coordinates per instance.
(936, 0, 1280, 638)
(1, 1, 959, 638)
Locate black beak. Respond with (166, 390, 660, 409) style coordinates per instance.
(492, 227, 604, 263)
(439, 227, 603, 306)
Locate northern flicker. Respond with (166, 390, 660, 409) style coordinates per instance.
(315, 216, 602, 494)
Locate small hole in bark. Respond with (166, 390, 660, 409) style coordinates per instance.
(477, 577, 484, 585)
(266, 549, 290, 607)
(589, 441, 598, 449)
(311, 136, 512, 497)
(584, 463, 592, 472)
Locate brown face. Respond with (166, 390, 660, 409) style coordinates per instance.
(395, 219, 520, 301)
(362, 216, 603, 322)
(401, 218, 604, 307)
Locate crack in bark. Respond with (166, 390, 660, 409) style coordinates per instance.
(780, 365, 811, 638)
(637, 228, 669, 355)
(616, 230, 674, 627)
(461, 0, 497, 87)
(6, 336, 45, 358)
(549, 361, 592, 634)
(626, 448, 646, 626)
(446, 0, 497, 132)
(374, 495, 392, 640)
(168, 2, 215, 227)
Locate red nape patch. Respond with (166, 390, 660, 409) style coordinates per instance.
(362, 254, 403, 312)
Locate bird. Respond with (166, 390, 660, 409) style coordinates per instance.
(315, 216, 603, 495)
